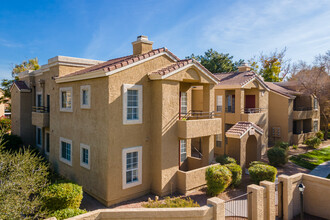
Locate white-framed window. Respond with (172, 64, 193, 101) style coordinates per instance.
(216, 95, 222, 112)
(45, 132, 50, 155)
(60, 87, 73, 112)
(36, 91, 42, 107)
(123, 84, 143, 125)
(216, 134, 222, 147)
(80, 144, 90, 170)
(313, 120, 318, 132)
(122, 146, 142, 189)
(80, 85, 91, 109)
(180, 139, 187, 162)
(272, 127, 281, 137)
(59, 137, 72, 166)
(36, 127, 42, 148)
(313, 98, 318, 110)
(180, 92, 188, 115)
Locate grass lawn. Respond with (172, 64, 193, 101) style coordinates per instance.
(290, 147, 330, 170)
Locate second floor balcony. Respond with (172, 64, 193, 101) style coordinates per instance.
(32, 106, 49, 128)
(178, 111, 221, 139)
(293, 107, 318, 120)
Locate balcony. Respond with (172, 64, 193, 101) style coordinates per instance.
(293, 107, 318, 120)
(240, 108, 267, 124)
(178, 111, 221, 139)
(32, 106, 49, 128)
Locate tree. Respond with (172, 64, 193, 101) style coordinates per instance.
(290, 51, 330, 140)
(11, 57, 40, 77)
(249, 48, 290, 82)
(187, 49, 244, 73)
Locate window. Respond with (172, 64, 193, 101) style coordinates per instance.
(47, 95, 50, 112)
(313, 98, 318, 110)
(45, 132, 50, 154)
(123, 84, 143, 124)
(80, 85, 91, 109)
(122, 146, 142, 189)
(80, 144, 90, 169)
(36, 127, 42, 148)
(272, 127, 281, 137)
(59, 137, 72, 166)
(313, 120, 318, 132)
(60, 87, 73, 112)
(226, 95, 235, 113)
(36, 92, 42, 107)
(216, 95, 222, 112)
(180, 92, 187, 115)
(216, 134, 222, 147)
(180, 140, 187, 162)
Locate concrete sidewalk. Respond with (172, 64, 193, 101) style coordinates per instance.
(309, 161, 330, 178)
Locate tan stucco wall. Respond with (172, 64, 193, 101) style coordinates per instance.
(177, 118, 221, 139)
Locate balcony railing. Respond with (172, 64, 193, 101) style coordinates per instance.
(242, 108, 266, 114)
(180, 110, 221, 120)
(32, 106, 49, 113)
(293, 107, 313, 111)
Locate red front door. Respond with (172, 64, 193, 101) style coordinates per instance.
(245, 95, 255, 108)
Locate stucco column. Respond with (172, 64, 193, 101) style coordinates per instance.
(207, 197, 225, 220)
(201, 136, 214, 166)
(235, 88, 244, 114)
(260, 181, 276, 220)
(247, 184, 265, 220)
(203, 84, 214, 114)
(278, 174, 292, 220)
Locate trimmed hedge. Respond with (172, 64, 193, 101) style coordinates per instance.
(142, 196, 200, 208)
(51, 208, 87, 220)
(304, 137, 321, 148)
(205, 165, 232, 196)
(267, 147, 288, 167)
(224, 163, 242, 187)
(249, 161, 267, 167)
(248, 163, 277, 184)
(275, 141, 290, 150)
(215, 155, 236, 165)
(41, 183, 83, 211)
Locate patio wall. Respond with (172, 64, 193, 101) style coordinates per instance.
(177, 163, 218, 195)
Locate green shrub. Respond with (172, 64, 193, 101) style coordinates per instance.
(142, 196, 199, 208)
(224, 163, 242, 187)
(275, 141, 290, 150)
(51, 208, 87, 220)
(248, 164, 277, 184)
(267, 147, 288, 167)
(0, 117, 11, 132)
(292, 145, 298, 150)
(205, 165, 232, 196)
(316, 131, 324, 140)
(1, 134, 23, 152)
(41, 183, 83, 211)
(304, 137, 321, 148)
(249, 161, 267, 167)
(215, 155, 237, 165)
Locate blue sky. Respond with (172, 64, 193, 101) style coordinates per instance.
(1, 0, 330, 79)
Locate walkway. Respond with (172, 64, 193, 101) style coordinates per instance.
(309, 161, 330, 178)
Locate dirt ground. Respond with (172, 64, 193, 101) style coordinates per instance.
(81, 140, 330, 210)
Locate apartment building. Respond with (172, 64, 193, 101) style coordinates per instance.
(267, 81, 320, 145)
(11, 36, 222, 206)
(192, 65, 269, 168)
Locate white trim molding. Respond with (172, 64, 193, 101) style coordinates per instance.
(80, 143, 90, 170)
(122, 84, 143, 125)
(122, 146, 143, 189)
(60, 87, 73, 112)
(80, 85, 91, 109)
(59, 137, 73, 166)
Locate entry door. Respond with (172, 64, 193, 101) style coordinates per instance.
(245, 95, 255, 108)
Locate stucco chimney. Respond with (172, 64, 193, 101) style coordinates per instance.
(238, 63, 251, 72)
(132, 35, 153, 55)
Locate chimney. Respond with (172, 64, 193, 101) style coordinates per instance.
(238, 63, 251, 72)
(132, 35, 153, 55)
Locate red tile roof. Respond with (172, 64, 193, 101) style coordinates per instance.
(214, 71, 259, 86)
(265, 82, 297, 98)
(149, 59, 219, 82)
(59, 47, 180, 79)
(226, 121, 263, 138)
